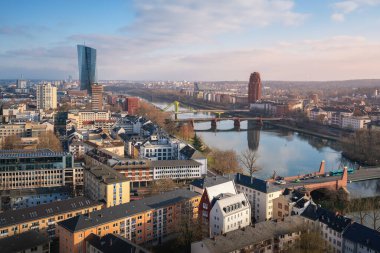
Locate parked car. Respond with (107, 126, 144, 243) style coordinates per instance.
(275, 180, 286, 185)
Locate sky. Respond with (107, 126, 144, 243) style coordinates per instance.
(1, 0, 380, 81)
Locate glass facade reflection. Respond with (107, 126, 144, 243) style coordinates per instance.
(77, 45, 97, 94)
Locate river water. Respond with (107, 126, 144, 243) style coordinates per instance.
(154, 102, 380, 197)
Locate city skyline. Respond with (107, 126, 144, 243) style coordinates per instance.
(1, 0, 380, 81)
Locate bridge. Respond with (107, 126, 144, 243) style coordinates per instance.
(175, 117, 283, 131)
(161, 100, 250, 119)
(267, 161, 380, 192)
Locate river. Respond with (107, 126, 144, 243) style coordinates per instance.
(152, 102, 380, 197)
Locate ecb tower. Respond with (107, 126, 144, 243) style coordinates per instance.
(248, 72, 262, 103)
(77, 45, 97, 95)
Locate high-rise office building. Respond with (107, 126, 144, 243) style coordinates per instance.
(36, 82, 57, 110)
(91, 83, 103, 111)
(77, 45, 97, 95)
(17, 79, 27, 89)
(248, 72, 262, 103)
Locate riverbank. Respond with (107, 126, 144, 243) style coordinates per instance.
(268, 122, 341, 141)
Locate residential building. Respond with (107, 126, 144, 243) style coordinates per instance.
(191, 215, 304, 253)
(234, 173, 283, 222)
(68, 110, 110, 129)
(58, 189, 200, 253)
(0, 230, 50, 253)
(190, 176, 230, 194)
(342, 116, 371, 130)
(0, 149, 81, 190)
(77, 45, 97, 94)
(0, 186, 71, 211)
(199, 180, 237, 223)
(84, 165, 130, 208)
(301, 204, 352, 253)
(272, 188, 311, 219)
(36, 82, 57, 110)
(0, 196, 102, 238)
(124, 97, 140, 115)
(343, 222, 380, 253)
(151, 160, 203, 181)
(85, 233, 151, 253)
(209, 193, 251, 237)
(91, 83, 104, 111)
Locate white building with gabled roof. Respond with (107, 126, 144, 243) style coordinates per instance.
(209, 192, 251, 237)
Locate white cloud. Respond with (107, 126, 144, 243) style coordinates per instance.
(331, 13, 345, 22)
(331, 0, 380, 21)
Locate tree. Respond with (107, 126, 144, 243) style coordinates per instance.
(150, 178, 177, 194)
(37, 131, 63, 152)
(284, 227, 328, 253)
(2, 135, 21, 149)
(239, 149, 260, 177)
(209, 149, 241, 174)
(192, 133, 203, 151)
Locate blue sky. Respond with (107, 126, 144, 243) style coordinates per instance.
(1, 0, 380, 81)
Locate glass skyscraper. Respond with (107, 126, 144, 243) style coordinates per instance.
(77, 45, 97, 94)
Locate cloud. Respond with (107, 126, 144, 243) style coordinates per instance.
(0, 25, 49, 38)
(331, 0, 380, 21)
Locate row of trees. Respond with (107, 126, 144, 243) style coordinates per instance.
(341, 129, 380, 166)
(208, 148, 260, 176)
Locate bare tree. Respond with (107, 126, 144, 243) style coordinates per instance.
(209, 149, 241, 174)
(150, 178, 177, 194)
(239, 149, 260, 177)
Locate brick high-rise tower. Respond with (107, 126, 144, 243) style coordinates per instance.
(248, 72, 262, 103)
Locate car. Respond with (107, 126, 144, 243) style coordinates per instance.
(293, 179, 300, 183)
(275, 180, 286, 185)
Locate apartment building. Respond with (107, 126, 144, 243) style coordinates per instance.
(190, 175, 230, 194)
(198, 180, 237, 223)
(0, 149, 82, 190)
(302, 204, 352, 253)
(85, 233, 151, 253)
(0, 186, 71, 211)
(36, 82, 57, 110)
(91, 83, 104, 111)
(0, 196, 102, 238)
(342, 116, 371, 130)
(191, 215, 304, 253)
(58, 189, 200, 253)
(0, 230, 50, 253)
(68, 111, 110, 129)
(209, 193, 251, 237)
(272, 188, 311, 219)
(343, 222, 380, 253)
(151, 160, 203, 180)
(84, 165, 130, 208)
(234, 173, 283, 222)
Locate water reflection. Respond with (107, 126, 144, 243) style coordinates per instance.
(347, 180, 380, 198)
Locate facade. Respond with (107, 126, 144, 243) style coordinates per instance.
(0, 196, 102, 238)
(198, 180, 237, 224)
(58, 189, 200, 253)
(343, 222, 380, 253)
(125, 97, 140, 115)
(342, 116, 371, 130)
(234, 173, 283, 222)
(191, 215, 304, 253)
(209, 193, 251, 237)
(91, 83, 104, 111)
(151, 160, 203, 180)
(248, 72, 262, 103)
(0, 149, 82, 190)
(302, 204, 352, 253)
(77, 45, 97, 94)
(84, 165, 130, 208)
(36, 82, 57, 110)
(68, 111, 110, 129)
(0, 230, 50, 253)
(85, 233, 151, 253)
(272, 189, 311, 219)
